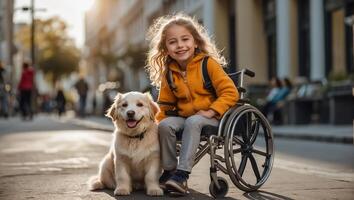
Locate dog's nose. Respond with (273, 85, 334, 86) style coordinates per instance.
(127, 110, 135, 118)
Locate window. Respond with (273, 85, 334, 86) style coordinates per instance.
(263, 0, 277, 79)
(325, 0, 354, 76)
(298, 0, 310, 78)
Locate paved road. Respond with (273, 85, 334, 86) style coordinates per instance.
(0, 115, 353, 199)
(271, 138, 354, 174)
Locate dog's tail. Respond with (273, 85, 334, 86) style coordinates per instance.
(87, 176, 104, 191)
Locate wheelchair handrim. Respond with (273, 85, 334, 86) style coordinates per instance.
(223, 104, 274, 192)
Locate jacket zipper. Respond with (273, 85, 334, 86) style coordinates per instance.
(181, 69, 196, 113)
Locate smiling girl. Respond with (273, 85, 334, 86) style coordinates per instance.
(146, 13, 239, 195)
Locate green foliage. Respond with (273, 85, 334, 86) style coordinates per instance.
(328, 69, 354, 82)
(39, 46, 80, 78)
(328, 71, 348, 81)
(16, 17, 80, 85)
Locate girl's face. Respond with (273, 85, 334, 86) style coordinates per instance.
(164, 24, 197, 69)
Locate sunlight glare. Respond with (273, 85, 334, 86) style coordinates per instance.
(82, 0, 96, 12)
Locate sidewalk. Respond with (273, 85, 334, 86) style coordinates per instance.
(64, 114, 353, 144)
(1, 116, 353, 200)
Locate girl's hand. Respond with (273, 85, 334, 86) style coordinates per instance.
(196, 109, 216, 119)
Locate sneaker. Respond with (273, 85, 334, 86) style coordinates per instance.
(159, 170, 173, 190)
(165, 170, 189, 195)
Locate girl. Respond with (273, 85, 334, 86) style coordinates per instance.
(146, 13, 239, 195)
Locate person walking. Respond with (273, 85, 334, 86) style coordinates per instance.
(145, 13, 239, 195)
(55, 88, 66, 117)
(0, 61, 9, 118)
(74, 77, 89, 118)
(18, 62, 35, 120)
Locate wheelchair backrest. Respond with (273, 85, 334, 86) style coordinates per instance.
(201, 57, 255, 99)
(166, 56, 255, 99)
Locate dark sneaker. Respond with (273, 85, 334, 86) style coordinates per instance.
(165, 170, 189, 195)
(159, 170, 173, 190)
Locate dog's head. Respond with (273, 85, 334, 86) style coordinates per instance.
(106, 91, 159, 134)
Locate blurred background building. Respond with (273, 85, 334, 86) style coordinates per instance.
(1, 0, 353, 123)
(0, 0, 15, 87)
(84, 0, 353, 88)
(82, 0, 353, 124)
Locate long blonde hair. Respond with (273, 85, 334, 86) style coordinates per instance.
(145, 13, 226, 87)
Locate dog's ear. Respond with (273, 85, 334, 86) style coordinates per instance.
(146, 93, 160, 120)
(150, 101, 159, 116)
(105, 104, 116, 120)
(106, 93, 122, 120)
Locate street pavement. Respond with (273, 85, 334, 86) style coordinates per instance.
(66, 113, 353, 144)
(0, 114, 353, 200)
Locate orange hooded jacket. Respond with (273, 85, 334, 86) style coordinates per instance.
(156, 53, 239, 122)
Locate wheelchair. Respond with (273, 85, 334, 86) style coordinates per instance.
(175, 69, 274, 198)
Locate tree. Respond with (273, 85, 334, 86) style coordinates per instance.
(16, 17, 80, 85)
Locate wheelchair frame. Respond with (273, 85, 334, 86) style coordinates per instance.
(177, 69, 274, 198)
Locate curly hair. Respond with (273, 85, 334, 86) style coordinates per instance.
(145, 13, 226, 87)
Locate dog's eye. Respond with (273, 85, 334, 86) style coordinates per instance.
(137, 102, 143, 107)
(122, 103, 128, 107)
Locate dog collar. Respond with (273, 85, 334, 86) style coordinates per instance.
(127, 129, 147, 140)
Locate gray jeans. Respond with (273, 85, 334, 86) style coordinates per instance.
(158, 115, 219, 172)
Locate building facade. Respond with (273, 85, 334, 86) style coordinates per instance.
(236, 0, 353, 83)
(84, 0, 354, 91)
(0, 0, 15, 86)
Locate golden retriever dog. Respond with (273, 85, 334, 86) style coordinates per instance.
(88, 91, 163, 196)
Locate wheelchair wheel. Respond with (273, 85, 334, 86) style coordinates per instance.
(223, 104, 274, 192)
(209, 177, 229, 198)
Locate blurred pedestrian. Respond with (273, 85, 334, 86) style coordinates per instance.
(18, 62, 35, 121)
(55, 88, 66, 117)
(92, 94, 97, 115)
(74, 77, 89, 117)
(273, 77, 293, 103)
(261, 77, 282, 119)
(0, 61, 9, 118)
(271, 77, 293, 124)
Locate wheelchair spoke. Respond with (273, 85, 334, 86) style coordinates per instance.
(232, 148, 242, 154)
(240, 115, 248, 143)
(232, 135, 244, 145)
(252, 148, 268, 157)
(223, 105, 274, 191)
(250, 119, 260, 145)
(249, 154, 261, 181)
(238, 154, 248, 176)
(246, 112, 253, 142)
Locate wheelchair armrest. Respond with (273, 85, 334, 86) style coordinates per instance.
(238, 98, 250, 104)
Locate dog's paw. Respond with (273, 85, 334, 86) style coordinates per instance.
(114, 187, 131, 196)
(147, 187, 164, 196)
(87, 176, 104, 191)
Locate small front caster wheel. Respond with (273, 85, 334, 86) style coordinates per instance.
(209, 177, 229, 198)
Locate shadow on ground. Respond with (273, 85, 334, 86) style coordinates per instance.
(243, 190, 295, 200)
(92, 188, 239, 199)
